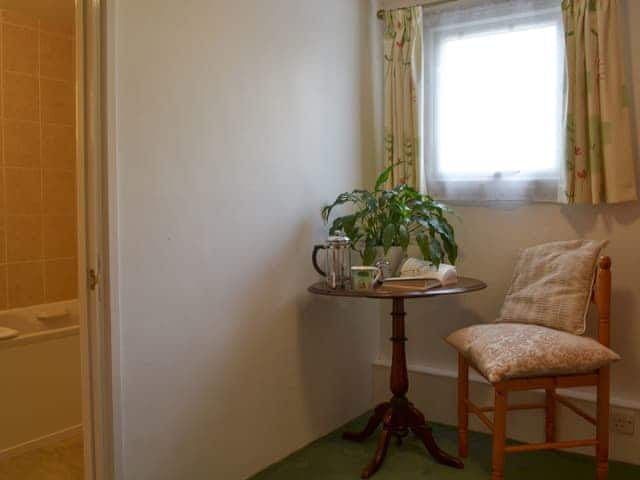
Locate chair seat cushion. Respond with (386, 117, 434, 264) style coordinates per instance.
(445, 323, 620, 383)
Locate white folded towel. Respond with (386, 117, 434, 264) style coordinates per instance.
(0, 326, 19, 340)
(36, 308, 69, 321)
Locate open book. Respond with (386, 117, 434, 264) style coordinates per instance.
(381, 258, 458, 291)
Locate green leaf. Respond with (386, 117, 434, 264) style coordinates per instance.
(441, 234, 458, 264)
(329, 216, 343, 235)
(341, 214, 357, 232)
(382, 223, 396, 253)
(440, 220, 454, 238)
(374, 161, 404, 192)
(321, 206, 331, 223)
(362, 238, 377, 266)
(429, 237, 444, 268)
(334, 215, 360, 243)
(398, 224, 409, 250)
(427, 217, 447, 235)
(322, 191, 360, 223)
(438, 221, 457, 264)
(352, 189, 377, 211)
(416, 232, 430, 261)
(374, 164, 395, 192)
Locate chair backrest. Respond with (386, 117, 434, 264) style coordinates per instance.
(592, 256, 611, 347)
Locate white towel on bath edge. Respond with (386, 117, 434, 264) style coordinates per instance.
(0, 326, 19, 340)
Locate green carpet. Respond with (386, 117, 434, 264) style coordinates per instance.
(250, 414, 640, 479)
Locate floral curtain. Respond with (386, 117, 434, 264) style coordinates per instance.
(562, 0, 637, 204)
(383, 7, 423, 188)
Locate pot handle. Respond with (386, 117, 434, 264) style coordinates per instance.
(373, 268, 382, 284)
(312, 245, 327, 277)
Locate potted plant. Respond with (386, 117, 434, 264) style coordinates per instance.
(321, 164, 458, 273)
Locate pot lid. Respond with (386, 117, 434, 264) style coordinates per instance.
(328, 230, 350, 245)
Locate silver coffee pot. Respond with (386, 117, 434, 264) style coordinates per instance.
(312, 231, 351, 289)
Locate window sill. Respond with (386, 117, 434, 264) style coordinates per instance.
(426, 178, 563, 204)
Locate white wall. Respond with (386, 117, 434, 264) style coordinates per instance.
(112, 1, 378, 478)
(374, 0, 640, 463)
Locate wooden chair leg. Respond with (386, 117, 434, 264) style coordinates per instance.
(545, 388, 556, 443)
(596, 367, 610, 480)
(458, 354, 469, 458)
(491, 386, 507, 480)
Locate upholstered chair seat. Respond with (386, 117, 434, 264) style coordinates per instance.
(446, 323, 620, 383)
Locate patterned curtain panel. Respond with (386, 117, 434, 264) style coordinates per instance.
(383, 7, 423, 188)
(562, 0, 637, 204)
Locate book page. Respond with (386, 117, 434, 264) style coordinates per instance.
(383, 258, 458, 285)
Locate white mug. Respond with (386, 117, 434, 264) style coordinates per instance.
(351, 266, 382, 291)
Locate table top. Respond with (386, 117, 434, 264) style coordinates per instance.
(308, 277, 487, 299)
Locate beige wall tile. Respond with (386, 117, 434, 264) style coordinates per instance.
(43, 169, 75, 215)
(41, 78, 74, 125)
(0, 9, 78, 311)
(40, 32, 73, 81)
(0, 266, 7, 310)
(0, 10, 38, 28)
(42, 124, 75, 170)
(8, 261, 44, 308)
(0, 168, 4, 212)
(3, 24, 38, 75)
(39, 19, 73, 37)
(43, 215, 76, 259)
(3, 72, 39, 121)
(6, 215, 43, 262)
(44, 258, 77, 302)
(0, 218, 6, 264)
(4, 121, 40, 167)
(6, 168, 42, 215)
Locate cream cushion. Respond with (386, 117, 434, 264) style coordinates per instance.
(445, 323, 620, 383)
(496, 240, 607, 335)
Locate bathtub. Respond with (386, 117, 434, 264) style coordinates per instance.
(0, 300, 82, 456)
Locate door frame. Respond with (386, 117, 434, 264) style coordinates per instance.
(77, 1, 118, 478)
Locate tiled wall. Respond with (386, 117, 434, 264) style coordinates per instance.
(0, 9, 77, 310)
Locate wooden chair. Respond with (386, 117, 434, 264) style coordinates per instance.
(456, 257, 613, 480)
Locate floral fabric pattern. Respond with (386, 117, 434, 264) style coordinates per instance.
(562, 0, 637, 203)
(383, 7, 423, 188)
(446, 323, 620, 383)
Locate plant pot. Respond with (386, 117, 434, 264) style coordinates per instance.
(375, 246, 406, 277)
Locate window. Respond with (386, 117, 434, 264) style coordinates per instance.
(424, 0, 565, 202)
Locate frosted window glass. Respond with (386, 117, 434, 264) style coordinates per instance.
(435, 25, 560, 179)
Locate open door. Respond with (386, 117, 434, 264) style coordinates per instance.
(77, 1, 114, 478)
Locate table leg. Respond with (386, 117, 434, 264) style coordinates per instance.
(362, 410, 393, 478)
(342, 402, 390, 442)
(344, 297, 464, 478)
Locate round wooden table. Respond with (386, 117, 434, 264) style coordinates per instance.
(308, 278, 487, 478)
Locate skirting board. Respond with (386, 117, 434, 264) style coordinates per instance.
(0, 425, 82, 462)
(372, 361, 640, 466)
(372, 359, 640, 410)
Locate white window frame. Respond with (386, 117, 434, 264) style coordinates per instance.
(423, 1, 566, 202)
